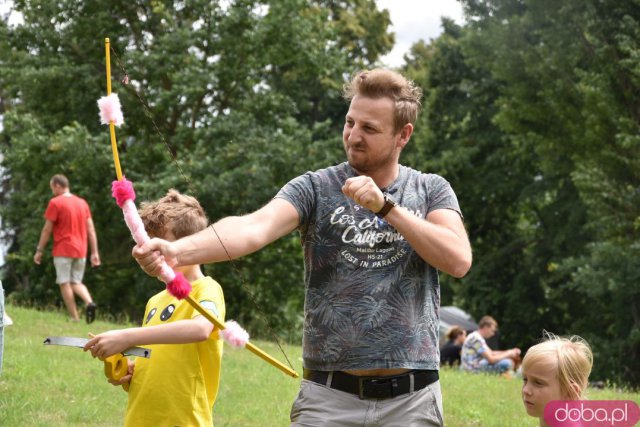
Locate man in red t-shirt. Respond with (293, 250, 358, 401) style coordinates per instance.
(34, 174, 101, 323)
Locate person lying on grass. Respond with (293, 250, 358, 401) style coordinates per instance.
(521, 331, 593, 427)
(84, 190, 226, 427)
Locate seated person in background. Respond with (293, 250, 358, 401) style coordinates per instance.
(440, 325, 466, 367)
(460, 315, 520, 374)
(522, 331, 592, 425)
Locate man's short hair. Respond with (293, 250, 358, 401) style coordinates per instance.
(139, 189, 208, 240)
(50, 174, 69, 188)
(478, 315, 498, 329)
(342, 68, 423, 133)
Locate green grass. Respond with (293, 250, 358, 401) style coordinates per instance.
(1, 304, 638, 426)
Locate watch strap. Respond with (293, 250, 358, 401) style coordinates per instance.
(376, 194, 397, 218)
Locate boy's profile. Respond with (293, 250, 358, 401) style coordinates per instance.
(521, 331, 593, 427)
(84, 189, 225, 426)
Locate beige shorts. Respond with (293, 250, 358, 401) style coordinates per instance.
(53, 257, 86, 285)
(290, 379, 444, 426)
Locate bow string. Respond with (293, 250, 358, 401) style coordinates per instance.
(99, 37, 298, 378)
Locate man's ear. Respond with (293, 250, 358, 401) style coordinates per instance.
(397, 123, 414, 149)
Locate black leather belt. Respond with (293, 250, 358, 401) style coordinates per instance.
(303, 368, 438, 399)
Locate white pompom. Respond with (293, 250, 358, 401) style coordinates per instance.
(220, 320, 250, 348)
(97, 93, 124, 126)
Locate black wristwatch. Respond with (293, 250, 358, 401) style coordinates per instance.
(376, 193, 398, 218)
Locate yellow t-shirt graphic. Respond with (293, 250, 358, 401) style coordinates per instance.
(125, 276, 225, 427)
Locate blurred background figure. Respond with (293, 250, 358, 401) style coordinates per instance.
(440, 325, 466, 367)
(0, 280, 5, 375)
(33, 174, 100, 323)
(461, 315, 520, 375)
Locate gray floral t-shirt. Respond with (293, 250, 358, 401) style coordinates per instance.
(276, 162, 462, 371)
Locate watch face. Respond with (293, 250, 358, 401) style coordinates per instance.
(384, 194, 397, 206)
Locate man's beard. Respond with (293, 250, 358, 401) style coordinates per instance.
(345, 145, 396, 174)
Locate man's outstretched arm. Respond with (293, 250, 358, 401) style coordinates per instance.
(132, 198, 300, 277)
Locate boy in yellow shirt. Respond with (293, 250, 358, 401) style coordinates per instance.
(85, 190, 225, 426)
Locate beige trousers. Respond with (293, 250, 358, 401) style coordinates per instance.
(290, 379, 444, 426)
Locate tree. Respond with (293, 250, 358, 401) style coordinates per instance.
(402, 18, 553, 351)
(0, 0, 394, 341)
(399, 0, 639, 385)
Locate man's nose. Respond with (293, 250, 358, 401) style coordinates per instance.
(347, 125, 362, 142)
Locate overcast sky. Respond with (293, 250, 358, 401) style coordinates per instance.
(0, 1, 465, 68)
(376, 0, 465, 67)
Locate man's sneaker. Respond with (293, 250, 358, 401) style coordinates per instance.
(86, 302, 97, 324)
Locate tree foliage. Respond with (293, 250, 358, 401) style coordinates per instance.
(403, 1, 640, 385)
(0, 0, 392, 341)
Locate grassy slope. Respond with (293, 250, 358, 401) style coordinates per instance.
(1, 305, 637, 426)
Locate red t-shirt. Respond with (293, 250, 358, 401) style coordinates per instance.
(44, 193, 92, 258)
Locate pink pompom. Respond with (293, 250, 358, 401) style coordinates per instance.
(166, 271, 192, 300)
(111, 178, 136, 208)
(98, 93, 124, 126)
(221, 320, 250, 348)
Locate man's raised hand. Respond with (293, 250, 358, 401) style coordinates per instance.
(342, 176, 385, 213)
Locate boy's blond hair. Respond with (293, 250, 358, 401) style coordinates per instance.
(139, 189, 208, 239)
(522, 331, 593, 399)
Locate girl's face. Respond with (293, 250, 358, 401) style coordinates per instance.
(522, 361, 569, 419)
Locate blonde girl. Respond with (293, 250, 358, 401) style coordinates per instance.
(521, 331, 593, 426)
